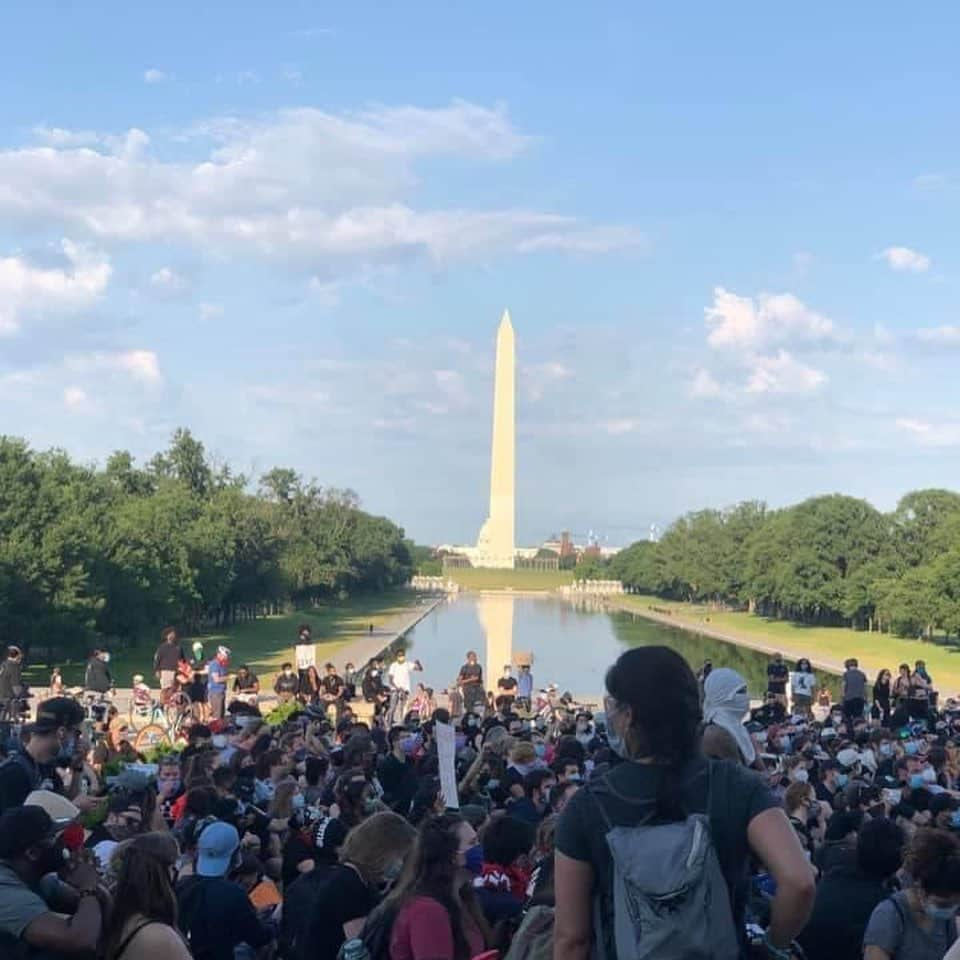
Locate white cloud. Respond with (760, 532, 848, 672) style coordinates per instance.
(433, 369, 468, 405)
(149, 266, 185, 292)
(522, 360, 572, 401)
(199, 302, 224, 321)
(896, 417, 960, 447)
(0, 239, 111, 335)
(143, 68, 166, 84)
(878, 246, 930, 273)
(689, 368, 732, 400)
(913, 173, 948, 190)
(66, 349, 162, 385)
(704, 287, 834, 350)
(63, 386, 94, 411)
(601, 418, 646, 435)
(918, 326, 960, 344)
(0, 104, 636, 279)
(744, 350, 827, 395)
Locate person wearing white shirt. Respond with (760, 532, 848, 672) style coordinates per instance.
(386, 651, 421, 724)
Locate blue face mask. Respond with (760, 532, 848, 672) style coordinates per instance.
(905, 742, 919, 756)
(534, 744, 546, 758)
(950, 811, 960, 829)
(463, 844, 484, 875)
(910, 774, 925, 790)
(292, 794, 305, 810)
(836, 773, 849, 788)
(926, 903, 957, 922)
(879, 744, 893, 757)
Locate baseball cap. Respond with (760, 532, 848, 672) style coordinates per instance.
(196, 821, 240, 877)
(0, 806, 57, 859)
(312, 816, 348, 861)
(32, 697, 85, 734)
(24, 790, 80, 827)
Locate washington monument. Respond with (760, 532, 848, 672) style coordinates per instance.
(472, 310, 516, 568)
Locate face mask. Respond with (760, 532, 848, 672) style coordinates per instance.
(463, 844, 484, 875)
(56, 733, 78, 767)
(922, 767, 937, 784)
(292, 794, 305, 810)
(382, 859, 404, 884)
(793, 768, 809, 783)
(926, 903, 958, 922)
(534, 744, 546, 758)
(108, 823, 139, 842)
(836, 773, 849, 788)
(159, 778, 182, 797)
(905, 742, 919, 756)
(568, 774, 583, 784)
(100, 652, 111, 663)
(362, 799, 378, 815)
(879, 744, 893, 757)
(951, 811, 960, 829)
(780, 736, 792, 752)
(910, 774, 925, 789)
(486, 778, 500, 791)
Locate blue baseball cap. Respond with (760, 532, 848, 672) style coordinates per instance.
(196, 821, 240, 878)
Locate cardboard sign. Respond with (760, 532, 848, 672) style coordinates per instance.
(295, 644, 316, 670)
(436, 720, 460, 810)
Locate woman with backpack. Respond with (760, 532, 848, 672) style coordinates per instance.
(864, 827, 960, 960)
(552, 646, 815, 960)
(102, 833, 191, 960)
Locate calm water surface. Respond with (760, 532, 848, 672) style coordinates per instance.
(402, 593, 839, 702)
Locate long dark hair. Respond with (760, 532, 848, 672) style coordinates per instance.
(385, 813, 472, 960)
(103, 833, 179, 959)
(605, 646, 701, 820)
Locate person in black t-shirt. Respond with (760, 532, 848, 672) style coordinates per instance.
(458, 651, 485, 715)
(767, 652, 789, 706)
(320, 663, 345, 721)
(553, 646, 815, 960)
(280, 812, 415, 960)
(273, 662, 300, 702)
(496, 665, 518, 711)
(378, 726, 419, 814)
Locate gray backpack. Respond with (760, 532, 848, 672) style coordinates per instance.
(591, 763, 739, 960)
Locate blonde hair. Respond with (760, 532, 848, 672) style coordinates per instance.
(339, 811, 416, 886)
(510, 741, 537, 765)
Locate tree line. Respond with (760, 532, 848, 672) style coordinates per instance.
(0, 430, 413, 662)
(597, 491, 960, 639)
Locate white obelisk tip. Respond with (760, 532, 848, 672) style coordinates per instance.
(500, 309, 513, 329)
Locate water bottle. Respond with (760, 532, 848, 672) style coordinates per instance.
(340, 938, 371, 960)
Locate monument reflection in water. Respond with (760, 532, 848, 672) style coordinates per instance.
(401, 593, 840, 703)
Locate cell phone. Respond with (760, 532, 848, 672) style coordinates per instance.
(882, 788, 902, 805)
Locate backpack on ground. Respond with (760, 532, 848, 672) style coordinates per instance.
(590, 761, 739, 960)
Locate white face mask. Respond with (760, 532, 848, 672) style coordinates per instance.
(793, 768, 809, 783)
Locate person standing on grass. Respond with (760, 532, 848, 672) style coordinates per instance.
(153, 627, 184, 698)
(766, 652, 789, 708)
(206, 647, 230, 721)
(842, 657, 868, 726)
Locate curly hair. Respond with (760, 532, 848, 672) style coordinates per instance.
(905, 828, 960, 896)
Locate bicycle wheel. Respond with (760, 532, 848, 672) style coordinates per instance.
(133, 724, 171, 752)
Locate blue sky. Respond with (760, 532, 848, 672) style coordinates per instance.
(3, 2, 960, 547)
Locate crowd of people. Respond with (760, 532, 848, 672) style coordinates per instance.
(3, 633, 960, 960)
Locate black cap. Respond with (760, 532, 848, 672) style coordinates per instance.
(0, 806, 55, 858)
(33, 697, 85, 734)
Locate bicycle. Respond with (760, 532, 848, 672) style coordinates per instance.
(129, 690, 192, 751)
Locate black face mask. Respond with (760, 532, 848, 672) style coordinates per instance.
(55, 733, 78, 768)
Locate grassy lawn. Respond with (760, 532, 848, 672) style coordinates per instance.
(26, 590, 419, 688)
(446, 568, 575, 591)
(621, 595, 960, 695)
